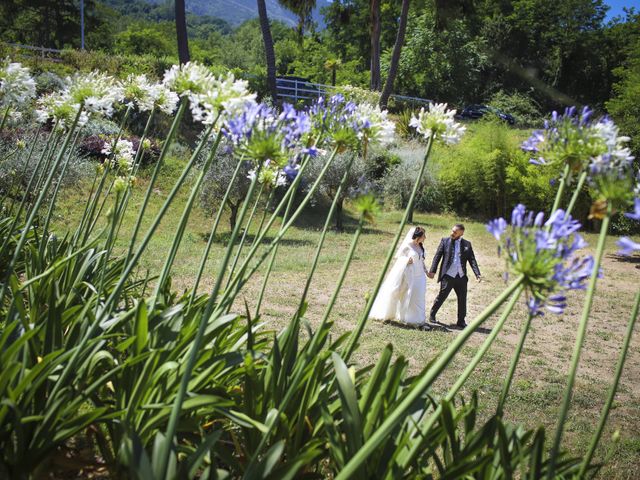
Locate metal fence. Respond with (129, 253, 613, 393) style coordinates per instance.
(275, 77, 433, 107)
(3, 43, 63, 62)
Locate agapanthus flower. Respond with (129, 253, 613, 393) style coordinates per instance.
(353, 103, 395, 148)
(162, 62, 216, 105)
(119, 74, 155, 111)
(523, 107, 623, 174)
(102, 138, 135, 172)
(0, 58, 36, 107)
(65, 71, 123, 117)
(247, 160, 288, 187)
(35, 91, 89, 131)
(223, 102, 311, 167)
(487, 204, 593, 315)
(617, 237, 640, 256)
(308, 94, 361, 149)
(190, 73, 256, 125)
(146, 83, 179, 115)
(586, 117, 637, 211)
(624, 198, 640, 221)
(409, 103, 466, 145)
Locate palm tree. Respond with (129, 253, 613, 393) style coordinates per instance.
(278, 0, 316, 43)
(324, 58, 342, 86)
(175, 0, 190, 64)
(380, 0, 410, 108)
(257, 0, 279, 103)
(370, 0, 381, 90)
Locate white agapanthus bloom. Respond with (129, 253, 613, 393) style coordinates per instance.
(35, 91, 89, 130)
(120, 74, 154, 111)
(355, 103, 395, 146)
(65, 71, 123, 117)
(102, 138, 135, 172)
(410, 103, 466, 145)
(147, 83, 180, 115)
(162, 62, 216, 101)
(0, 59, 37, 107)
(190, 73, 256, 125)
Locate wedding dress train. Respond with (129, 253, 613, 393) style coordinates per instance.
(370, 241, 427, 325)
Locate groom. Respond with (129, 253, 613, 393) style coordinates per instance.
(427, 224, 481, 329)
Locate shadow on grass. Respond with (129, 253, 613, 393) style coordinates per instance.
(608, 252, 640, 266)
(200, 231, 316, 247)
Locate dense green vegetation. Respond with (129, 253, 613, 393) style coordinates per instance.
(2, 0, 639, 122)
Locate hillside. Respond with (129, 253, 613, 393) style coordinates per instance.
(144, 0, 330, 27)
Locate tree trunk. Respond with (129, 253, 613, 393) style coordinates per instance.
(335, 198, 344, 231)
(379, 0, 410, 109)
(257, 0, 279, 104)
(228, 201, 239, 231)
(369, 0, 381, 91)
(175, 0, 190, 64)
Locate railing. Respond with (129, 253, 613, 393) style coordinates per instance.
(3, 42, 63, 61)
(275, 77, 433, 107)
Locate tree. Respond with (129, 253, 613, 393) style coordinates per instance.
(305, 152, 367, 230)
(257, 0, 279, 103)
(201, 149, 252, 231)
(278, 0, 316, 42)
(370, 0, 382, 90)
(379, 0, 410, 108)
(175, 0, 190, 63)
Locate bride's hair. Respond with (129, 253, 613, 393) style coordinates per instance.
(412, 226, 425, 256)
(412, 226, 425, 239)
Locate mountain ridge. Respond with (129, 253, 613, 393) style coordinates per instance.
(144, 0, 330, 28)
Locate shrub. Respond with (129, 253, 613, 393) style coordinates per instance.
(489, 90, 543, 128)
(433, 119, 555, 218)
(304, 151, 368, 230)
(0, 129, 92, 203)
(382, 141, 443, 218)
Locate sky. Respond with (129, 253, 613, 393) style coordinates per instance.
(604, 0, 639, 21)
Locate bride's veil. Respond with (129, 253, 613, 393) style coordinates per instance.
(393, 227, 417, 259)
(370, 227, 417, 320)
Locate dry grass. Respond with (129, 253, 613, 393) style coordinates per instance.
(53, 164, 640, 479)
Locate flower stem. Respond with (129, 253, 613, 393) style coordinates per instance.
(578, 290, 640, 477)
(550, 163, 570, 216)
(157, 167, 262, 480)
(396, 283, 524, 472)
(188, 156, 245, 309)
(0, 107, 82, 304)
(565, 170, 587, 218)
(126, 101, 187, 260)
(335, 275, 525, 480)
(0, 106, 10, 132)
(226, 181, 264, 291)
(296, 154, 357, 315)
(150, 124, 218, 306)
(342, 133, 434, 362)
(254, 177, 297, 317)
(547, 203, 612, 478)
(496, 310, 535, 416)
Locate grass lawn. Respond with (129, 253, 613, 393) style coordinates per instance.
(53, 156, 640, 479)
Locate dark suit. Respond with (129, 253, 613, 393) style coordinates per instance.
(429, 237, 481, 325)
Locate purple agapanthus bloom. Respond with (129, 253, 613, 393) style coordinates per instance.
(487, 204, 594, 316)
(624, 198, 640, 221)
(617, 237, 640, 256)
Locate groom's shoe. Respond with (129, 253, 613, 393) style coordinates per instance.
(456, 321, 467, 329)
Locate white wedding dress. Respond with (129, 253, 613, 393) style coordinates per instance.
(369, 235, 427, 325)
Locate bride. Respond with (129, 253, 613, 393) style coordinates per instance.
(369, 226, 429, 328)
